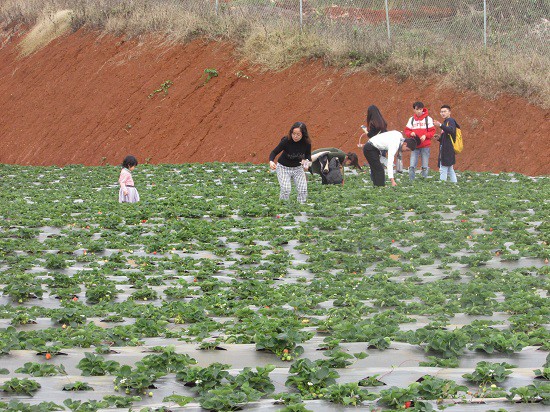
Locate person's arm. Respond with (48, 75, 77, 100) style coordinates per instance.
(119, 170, 129, 196)
(425, 116, 436, 141)
(440, 118, 456, 137)
(269, 139, 286, 170)
(301, 143, 312, 170)
(404, 117, 414, 138)
(358, 125, 369, 147)
(386, 139, 400, 183)
(367, 125, 380, 138)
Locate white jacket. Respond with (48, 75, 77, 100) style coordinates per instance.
(368, 130, 404, 179)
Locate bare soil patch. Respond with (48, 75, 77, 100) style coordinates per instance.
(0, 29, 548, 174)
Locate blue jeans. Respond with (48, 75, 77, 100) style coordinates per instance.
(409, 147, 430, 180)
(440, 165, 457, 182)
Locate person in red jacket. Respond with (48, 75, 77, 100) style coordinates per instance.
(404, 101, 436, 180)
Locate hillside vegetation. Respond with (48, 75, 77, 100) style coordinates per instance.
(1, 0, 548, 108)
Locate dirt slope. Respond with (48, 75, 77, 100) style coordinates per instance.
(0, 29, 548, 175)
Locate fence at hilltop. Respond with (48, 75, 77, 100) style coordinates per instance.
(196, 0, 548, 57)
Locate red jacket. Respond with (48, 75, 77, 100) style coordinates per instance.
(404, 108, 436, 148)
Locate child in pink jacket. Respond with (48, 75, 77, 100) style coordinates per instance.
(119, 155, 140, 203)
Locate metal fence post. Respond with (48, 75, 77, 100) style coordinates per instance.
(299, 0, 303, 32)
(483, 0, 487, 47)
(215, 0, 219, 15)
(384, 0, 391, 42)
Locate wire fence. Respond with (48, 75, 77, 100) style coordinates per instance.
(208, 0, 549, 56)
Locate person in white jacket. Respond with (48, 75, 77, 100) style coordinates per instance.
(362, 130, 417, 187)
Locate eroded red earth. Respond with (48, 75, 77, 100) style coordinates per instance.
(0, 29, 548, 175)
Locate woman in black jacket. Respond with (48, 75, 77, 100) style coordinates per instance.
(269, 122, 312, 203)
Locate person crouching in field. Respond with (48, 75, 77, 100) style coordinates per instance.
(358, 105, 417, 187)
(404, 101, 436, 180)
(362, 131, 417, 187)
(434, 105, 458, 183)
(343, 152, 362, 170)
(269, 122, 312, 203)
(119, 155, 140, 203)
(309, 148, 362, 185)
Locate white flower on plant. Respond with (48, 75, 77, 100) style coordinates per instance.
(307, 382, 313, 386)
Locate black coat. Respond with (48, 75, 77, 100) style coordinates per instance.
(438, 118, 458, 167)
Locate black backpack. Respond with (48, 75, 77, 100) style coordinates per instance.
(319, 155, 343, 185)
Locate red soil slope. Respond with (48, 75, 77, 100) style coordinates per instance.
(0, 29, 548, 175)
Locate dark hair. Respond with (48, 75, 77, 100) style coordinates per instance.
(441, 105, 451, 110)
(287, 122, 311, 144)
(404, 138, 417, 151)
(345, 152, 362, 170)
(122, 155, 138, 169)
(365, 105, 387, 133)
(413, 101, 424, 109)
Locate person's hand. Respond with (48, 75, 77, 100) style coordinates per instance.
(434, 120, 441, 127)
(269, 161, 277, 170)
(391, 178, 397, 187)
(410, 132, 416, 137)
(420, 135, 426, 142)
(123, 190, 128, 196)
(301, 160, 310, 171)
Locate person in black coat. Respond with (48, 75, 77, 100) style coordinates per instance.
(434, 105, 458, 183)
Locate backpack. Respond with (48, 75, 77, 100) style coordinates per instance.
(450, 127, 463, 154)
(410, 116, 430, 131)
(319, 155, 343, 185)
(444, 120, 463, 154)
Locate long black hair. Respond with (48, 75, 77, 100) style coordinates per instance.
(122, 155, 138, 169)
(287, 122, 311, 144)
(345, 152, 362, 170)
(365, 105, 387, 133)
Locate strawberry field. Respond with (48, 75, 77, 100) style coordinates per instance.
(0, 163, 548, 412)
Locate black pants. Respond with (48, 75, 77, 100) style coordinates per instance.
(363, 142, 385, 187)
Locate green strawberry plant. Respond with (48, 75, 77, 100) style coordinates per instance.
(113, 364, 165, 394)
(321, 382, 377, 405)
(176, 362, 231, 394)
(254, 328, 313, 360)
(285, 358, 340, 399)
(534, 367, 550, 380)
(0, 401, 63, 412)
(15, 362, 66, 377)
(62, 381, 94, 391)
(76, 352, 120, 376)
(199, 384, 262, 411)
(229, 365, 276, 395)
(416, 375, 468, 399)
(378, 384, 420, 409)
(137, 346, 197, 373)
(462, 361, 515, 384)
(1, 377, 41, 395)
(63, 399, 108, 411)
(102, 395, 142, 408)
